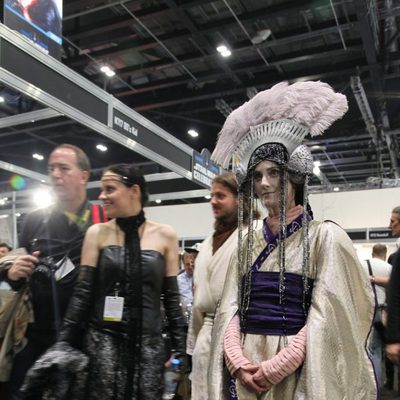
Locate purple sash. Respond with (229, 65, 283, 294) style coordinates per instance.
(241, 271, 314, 335)
(252, 213, 310, 273)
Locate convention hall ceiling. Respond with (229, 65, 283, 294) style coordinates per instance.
(1, 0, 400, 206)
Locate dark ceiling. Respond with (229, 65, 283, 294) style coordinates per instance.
(1, 0, 400, 207)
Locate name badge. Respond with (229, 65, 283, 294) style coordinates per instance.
(103, 296, 124, 322)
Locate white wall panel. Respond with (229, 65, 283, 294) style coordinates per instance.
(145, 187, 400, 238)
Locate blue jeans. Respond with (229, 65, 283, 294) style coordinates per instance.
(368, 326, 383, 388)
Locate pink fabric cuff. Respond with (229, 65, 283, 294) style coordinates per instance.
(261, 325, 307, 385)
(223, 314, 250, 375)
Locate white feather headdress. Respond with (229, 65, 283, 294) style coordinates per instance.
(211, 81, 348, 177)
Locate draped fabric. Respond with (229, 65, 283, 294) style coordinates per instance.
(209, 220, 377, 400)
(187, 226, 245, 400)
(115, 212, 145, 400)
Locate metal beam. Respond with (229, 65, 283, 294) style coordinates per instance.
(163, 0, 242, 85)
(87, 172, 183, 189)
(149, 189, 209, 201)
(0, 108, 61, 129)
(0, 160, 48, 182)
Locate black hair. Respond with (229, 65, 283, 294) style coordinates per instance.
(103, 163, 149, 207)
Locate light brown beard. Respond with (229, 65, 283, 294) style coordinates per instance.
(214, 211, 237, 232)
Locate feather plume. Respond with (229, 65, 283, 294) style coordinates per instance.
(211, 80, 348, 166)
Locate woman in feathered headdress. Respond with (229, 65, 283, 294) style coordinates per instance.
(207, 81, 377, 399)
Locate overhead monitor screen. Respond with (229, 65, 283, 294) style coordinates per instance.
(4, 0, 62, 60)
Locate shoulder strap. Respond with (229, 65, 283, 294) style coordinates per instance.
(366, 259, 373, 276)
(91, 203, 101, 224)
(90, 203, 108, 224)
(366, 259, 378, 299)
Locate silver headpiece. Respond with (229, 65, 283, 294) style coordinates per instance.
(211, 81, 348, 186)
(287, 145, 313, 176)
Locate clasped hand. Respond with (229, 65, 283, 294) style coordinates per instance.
(236, 363, 272, 395)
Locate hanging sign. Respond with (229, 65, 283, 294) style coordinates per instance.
(192, 149, 219, 188)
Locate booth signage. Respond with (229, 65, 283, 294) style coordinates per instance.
(112, 109, 192, 171)
(368, 229, 393, 240)
(192, 149, 219, 188)
(113, 113, 138, 137)
(346, 230, 366, 241)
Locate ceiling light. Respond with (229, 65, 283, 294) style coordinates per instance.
(204, 195, 211, 200)
(333, 187, 340, 192)
(220, 49, 231, 57)
(16, 213, 21, 217)
(313, 160, 321, 167)
(105, 70, 115, 77)
(310, 145, 326, 151)
(216, 45, 232, 57)
(100, 65, 110, 73)
(32, 153, 44, 161)
(250, 29, 271, 45)
(188, 129, 199, 138)
(0, 96, 5, 103)
(155, 199, 162, 204)
(313, 166, 321, 176)
(96, 144, 108, 152)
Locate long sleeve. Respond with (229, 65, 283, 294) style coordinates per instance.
(261, 326, 307, 384)
(163, 276, 187, 354)
(223, 314, 251, 375)
(57, 265, 96, 346)
(387, 251, 400, 343)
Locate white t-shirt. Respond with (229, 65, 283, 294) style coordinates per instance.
(361, 258, 392, 305)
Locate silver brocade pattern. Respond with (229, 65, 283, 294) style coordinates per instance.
(240, 175, 255, 329)
(237, 191, 244, 319)
(83, 328, 165, 400)
(278, 168, 288, 344)
(302, 174, 311, 315)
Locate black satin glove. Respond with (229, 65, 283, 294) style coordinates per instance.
(163, 276, 187, 356)
(57, 265, 96, 347)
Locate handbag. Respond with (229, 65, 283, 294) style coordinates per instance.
(0, 283, 33, 382)
(366, 259, 386, 341)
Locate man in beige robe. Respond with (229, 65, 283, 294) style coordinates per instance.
(187, 172, 249, 400)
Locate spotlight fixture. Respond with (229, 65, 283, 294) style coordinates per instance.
(96, 144, 108, 152)
(32, 153, 44, 161)
(188, 129, 199, 138)
(216, 45, 232, 57)
(100, 65, 116, 77)
(313, 165, 321, 176)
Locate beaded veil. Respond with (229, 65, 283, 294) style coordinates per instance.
(210, 81, 348, 332)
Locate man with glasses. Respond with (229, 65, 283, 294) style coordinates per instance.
(0, 144, 106, 399)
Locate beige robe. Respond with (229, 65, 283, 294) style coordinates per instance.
(209, 220, 377, 399)
(187, 228, 239, 400)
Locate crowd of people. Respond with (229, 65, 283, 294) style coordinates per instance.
(0, 80, 400, 399)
